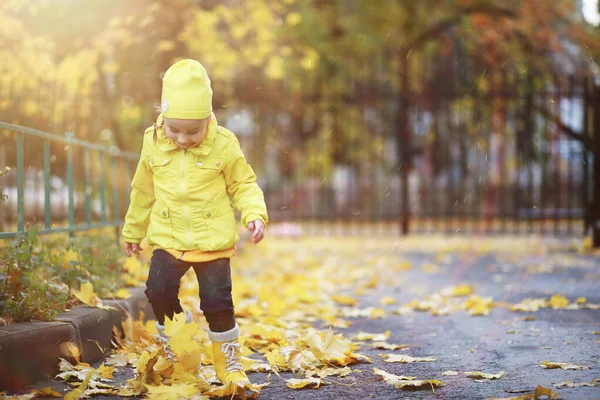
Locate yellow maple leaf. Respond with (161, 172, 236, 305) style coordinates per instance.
(286, 377, 322, 389)
(510, 298, 547, 312)
(464, 295, 494, 316)
(280, 345, 315, 372)
(465, 371, 505, 379)
(163, 312, 197, 338)
(443, 284, 474, 297)
(540, 361, 589, 370)
(144, 382, 199, 399)
(308, 366, 352, 378)
(71, 282, 114, 310)
(533, 385, 560, 399)
(204, 381, 266, 397)
(97, 363, 115, 379)
(382, 354, 436, 363)
(34, 387, 62, 397)
(307, 329, 351, 361)
(64, 369, 94, 400)
(332, 295, 358, 306)
(442, 370, 459, 376)
(59, 342, 81, 363)
(548, 294, 569, 309)
(379, 296, 396, 305)
(72, 281, 98, 307)
(371, 341, 408, 350)
(354, 331, 390, 341)
(265, 348, 287, 369)
(373, 368, 445, 390)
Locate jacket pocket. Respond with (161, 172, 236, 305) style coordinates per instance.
(149, 156, 174, 180)
(192, 157, 223, 183)
(204, 210, 238, 251)
(147, 206, 175, 248)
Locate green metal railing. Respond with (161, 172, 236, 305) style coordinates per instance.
(0, 121, 138, 242)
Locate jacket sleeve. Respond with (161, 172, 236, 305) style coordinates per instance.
(223, 136, 268, 227)
(122, 135, 155, 243)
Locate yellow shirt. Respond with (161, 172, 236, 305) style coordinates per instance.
(158, 245, 236, 262)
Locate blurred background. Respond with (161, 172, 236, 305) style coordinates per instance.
(1, 0, 599, 238)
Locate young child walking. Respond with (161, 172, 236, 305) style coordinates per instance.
(122, 59, 268, 386)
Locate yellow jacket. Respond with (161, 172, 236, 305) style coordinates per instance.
(122, 113, 268, 251)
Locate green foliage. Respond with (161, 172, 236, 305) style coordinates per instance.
(0, 228, 125, 324)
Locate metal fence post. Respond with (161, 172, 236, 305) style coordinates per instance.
(66, 132, 75, 238)
(16, 132, 24, 234)
(397, 49, 411, 235)
(110, 148, 120, 246)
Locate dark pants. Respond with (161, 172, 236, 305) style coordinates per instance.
(145, 249, 235, 332)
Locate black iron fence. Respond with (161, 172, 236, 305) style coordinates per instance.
(236, 61, 597, 237)
(1, 53, 598, 238)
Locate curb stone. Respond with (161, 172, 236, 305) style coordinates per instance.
(0, 287, 154, 390)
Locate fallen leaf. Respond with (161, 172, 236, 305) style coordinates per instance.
(548, 294, 569, 309)
(553, 379, 598, 388)
(105, 354, 129, 367)
(354, 331, 390, 341)
(522, 316, 536, 321)
(308, 366, 352, 378)
(382, 354, 436, 363)
(341, 307, 386, 318)
(34, 387, 62, 397)
(489, 385, 560, 400)
(95, 363, 114, 380)
(465, 371, 505, 380)
(510, 298, 547, 312)
(64, 370, 94, 400)
(370, 341, 408, 350)
(533, 385, 560, 399)
(540, 361, 590, 370)
(203, 381, 261, 398)
(464, 295, 494, 316)
(71, 282, 114, 310)
(379, 296, 397, 305)
(373, 368, 445, 390)
(144, 382, 200, 399)
(442, 370, 459, 376)
(286, 377, 322, 389)
(442, 284, 474, 297)
(332, 295, 358, 306)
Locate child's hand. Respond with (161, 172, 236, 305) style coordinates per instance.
(124, 242, 143, 257)
(247, 220, 265, 244)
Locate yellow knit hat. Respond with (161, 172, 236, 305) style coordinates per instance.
(161, 59, 213, 120)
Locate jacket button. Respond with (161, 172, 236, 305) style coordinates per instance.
(206, 212, 211, 218)
(163, 159, 168, 164)
(162, 211, 167, 216)
(216, 162, 221, 167)
(197, 161, 203, 167)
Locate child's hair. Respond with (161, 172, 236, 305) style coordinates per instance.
(151, 101, 164, 144)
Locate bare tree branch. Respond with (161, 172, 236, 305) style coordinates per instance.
(533, 103, 590, 148)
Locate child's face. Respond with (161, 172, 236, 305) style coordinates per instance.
(164, 116, 211, 149)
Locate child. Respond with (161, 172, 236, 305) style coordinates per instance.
(122, 59, 268, 386)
